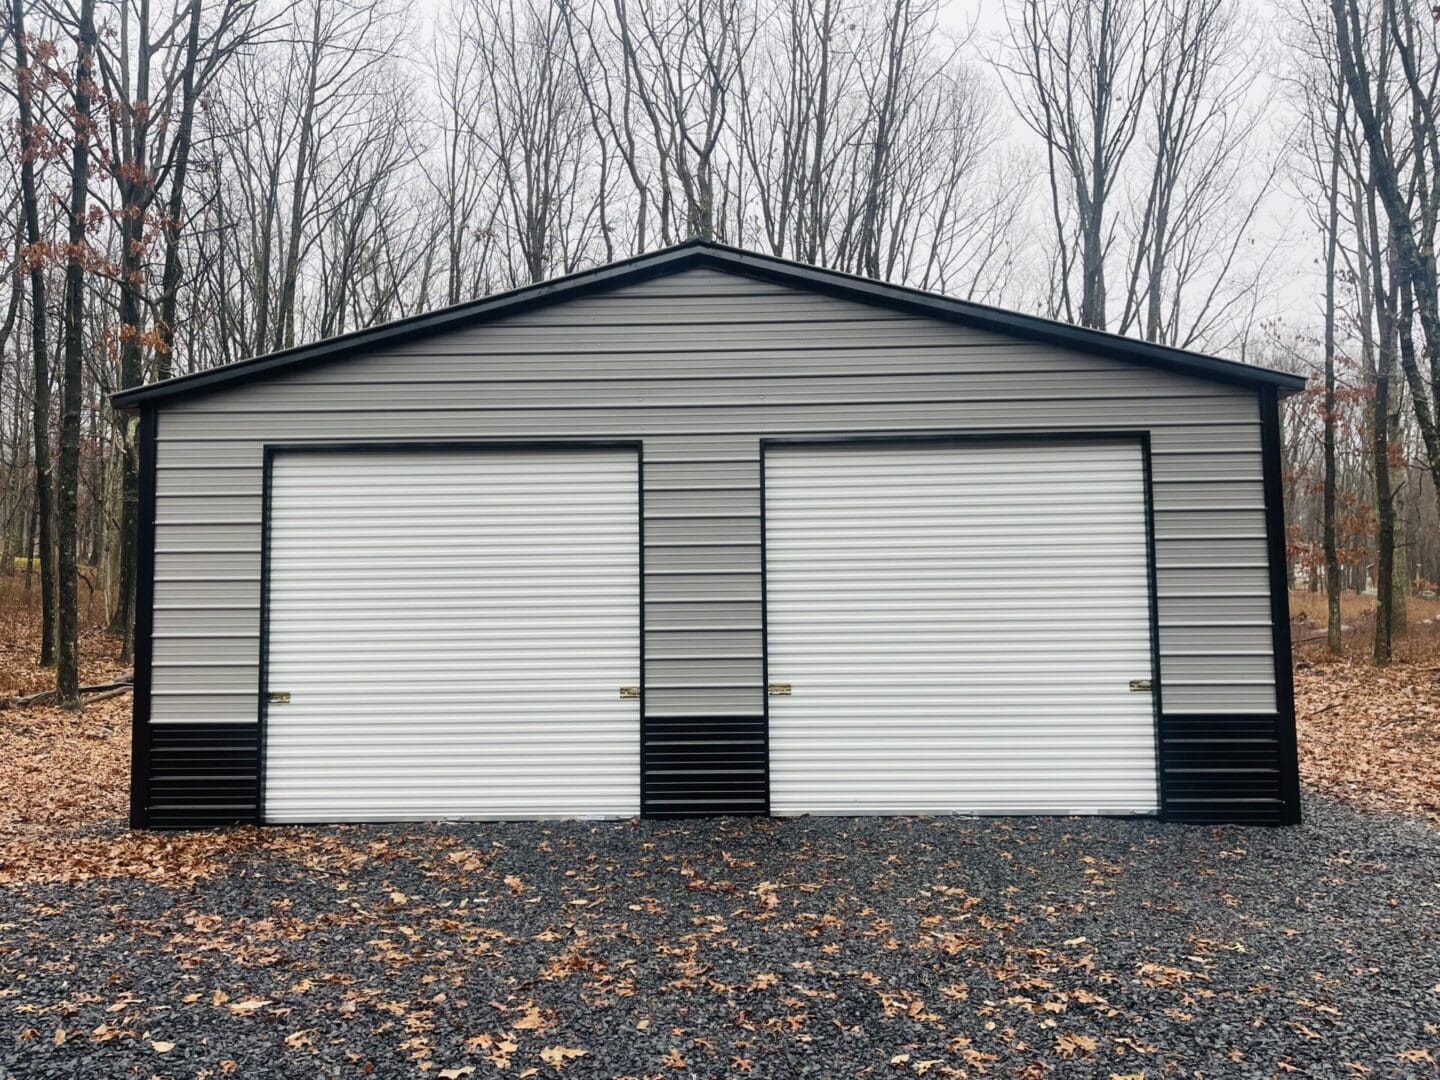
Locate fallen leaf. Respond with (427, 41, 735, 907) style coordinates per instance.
(514, 1004, 556, 1032)
(1055, 1033, 1099, 1057)
(151, 1041, 175, 1053)
(438, 1069, 476, 1079)
(540, 1045, 587, 1069)
(228, 999, 272, 1016)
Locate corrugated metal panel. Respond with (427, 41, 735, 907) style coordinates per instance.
(146, 723, 259, 827)
(261, 448, 640, 822)
(764, 441, 1159, 816)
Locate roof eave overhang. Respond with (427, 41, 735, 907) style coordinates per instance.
(111, 239, 1306, 410)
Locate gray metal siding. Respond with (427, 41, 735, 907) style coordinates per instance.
(147, 266, 1278, 818)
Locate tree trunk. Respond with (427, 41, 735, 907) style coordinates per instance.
(57, 0, 98, 708)
(154, 0, 204, 381)
(12, 0, 57, 666)
(1322, 92, 1343, 656)
(1373, 329, 1395, 666)
(275, 1, 324, 352)
(88, 405, 104, 565)
(1332, 0, 1440, 523)
(23, 498, 35, 591)
(1388, 366, 1408, 639)
(105, 0, 157, 666)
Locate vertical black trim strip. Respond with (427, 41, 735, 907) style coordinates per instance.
(255, 446, 275, 823)
(1137, 433, 1168, 816)
(636, 443, 647, 818)
(1260, 388, 1302, 824)
(128, 407, 158, 829)
(757, 441, 772, 816)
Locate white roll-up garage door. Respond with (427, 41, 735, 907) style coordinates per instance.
(764, 439, 1159, 817)
(262, 447, 640, 822)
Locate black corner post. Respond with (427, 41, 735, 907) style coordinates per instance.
(1259, 387, 1301, 825)
(129, 406, 157, 829)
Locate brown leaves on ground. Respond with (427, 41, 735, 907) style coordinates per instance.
(2, 570, 1438, 891)
(0, 827, 273, 887)
(1294, 622, 1440, 825)
(0, 697, 130, 837)
(0, 576, 123, 700)
(0, 577, 130, 839)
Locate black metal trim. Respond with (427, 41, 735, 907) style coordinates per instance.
(1259, 388, 1302, 824)
(759, 430, 1153, 449)
(255, 446, 274, 823)
(128, 407, 158, 829)
(757, 443, 773, 816)
(1137, 432, 1168, 813)
(112, 240, 1305, 411)
(636, 444, 648, 819)
(756, 429, 1165, 818)
(255, 438, 646, 825)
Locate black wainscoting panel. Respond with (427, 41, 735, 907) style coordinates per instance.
(1158, 714, 1286, 825)
(145, 724, 260, 828)
(642, 715, 768, 817)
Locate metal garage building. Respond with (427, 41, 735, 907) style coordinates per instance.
(113, 240, 1306, 829)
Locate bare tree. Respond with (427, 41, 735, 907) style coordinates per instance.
(1002, 0, 1158, 329)
(459, 0, 603, 285)
(1116, 0, 1273, 349)
(6, 0, 57, 666)
(55, 0, 98, 706)
(1331, 0, 1440, 521)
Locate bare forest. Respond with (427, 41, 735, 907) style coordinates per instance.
(0, 0, 1438, 701)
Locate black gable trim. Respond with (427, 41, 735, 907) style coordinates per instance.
(112, 239, 1306, 410)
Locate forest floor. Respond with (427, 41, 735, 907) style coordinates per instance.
(1291, 591, 1440, 825)
(0, 579, 1438, 1077)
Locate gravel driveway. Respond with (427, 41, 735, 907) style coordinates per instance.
(2, 795, 1438, 1079)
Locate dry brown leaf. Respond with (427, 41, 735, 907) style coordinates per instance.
(539, 1045, 587, 1069)
(1055, 1033, 1099, 1058)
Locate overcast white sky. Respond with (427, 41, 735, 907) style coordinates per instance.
(404, 0, 1321, 362)
(958, 0, 1320, 363)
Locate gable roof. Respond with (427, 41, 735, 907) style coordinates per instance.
(112, 238, 1305, 409)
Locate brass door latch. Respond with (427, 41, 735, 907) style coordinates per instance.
(619, 686, 640, 699)
(768, 683, 792, 696)
(1129, 679, 1152, 692)
(268, 691, 291, 704)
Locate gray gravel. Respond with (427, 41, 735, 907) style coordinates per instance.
(2, 794, 1438, 1079)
